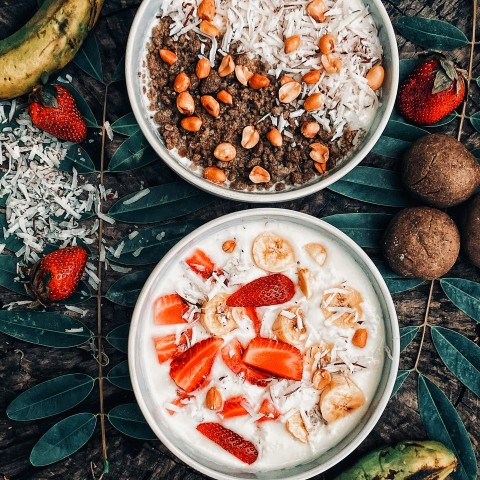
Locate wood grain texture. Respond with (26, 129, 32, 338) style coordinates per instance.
(0, 0, 479, 479)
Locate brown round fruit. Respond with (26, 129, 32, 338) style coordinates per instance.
(462, 194, 480, 269)
(402, 134, 480, 208)
(382, 207, 460, 280)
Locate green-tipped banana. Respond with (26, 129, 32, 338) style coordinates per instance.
(0, 0, 103, 100)
(334, 440, 457, 480)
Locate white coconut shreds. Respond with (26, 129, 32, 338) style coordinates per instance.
(160, 0, 382, 135)
(0, 104, 100, 263)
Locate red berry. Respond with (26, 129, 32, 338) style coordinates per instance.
(185, 249, 215, 278)
(153, 294, 188, 325)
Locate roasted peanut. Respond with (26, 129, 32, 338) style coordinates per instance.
(266, 128, 283, 147)
(248, 73, 270, 89)
(159, 49, 177, 65)
(201, 95, 220, 117)
(297, 267, 312, 298)
(173, 72, 190, 93)
(235, 65, 253, 86)
(321, 53, 342, 74)
(278, 81, 302, 103)
(203, 166, 227, 184)
(286, 411, 308, 443)
(222, 240, 237, 253)
(218, 54, 235, 77)
(284, 35, 301, 54)
(217, 90, 233, 105)
(302, 69, 321, 85)
(214, 142, 236, 161)
(249, 166, 271, 183)
(197, 0, 215, 21)
(280, 75, 295, 85)
(301, 121, 320, 138)
(241, 126, 260, 149)
(176, 91, 195, 115)
(310, 142, 329, 163)
(199, 20, 220, 37)
(312, 369, 332, 391)
(205, 386, 223, 410)
(366, 64, 384, 91)
(319, 34, 335, 55)
(314, 161, 327, 174)
(303, 92, 323, 111)
(352, 328, 368, 348)
(307, 0, 327, 22)
(180, 116, 202, 132)
(196, 58, 211, 79)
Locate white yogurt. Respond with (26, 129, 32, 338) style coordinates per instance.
(140, 219, 385, 471)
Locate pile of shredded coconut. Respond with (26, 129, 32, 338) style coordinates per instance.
(159, 0, 383, 138)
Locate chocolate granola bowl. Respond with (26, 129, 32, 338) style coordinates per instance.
(126, 0, 398, 202)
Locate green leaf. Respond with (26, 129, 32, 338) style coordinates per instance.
(110, 56, 125, 84)
(107, 361, 132, 391)
(328, 167, 413, 207)
(440, 278, 480, 323)
(396, 16, 469, 50)
(399, 58, 422, 84)
(108, 130, 158, 172)
(372, 136, 412, 159)
(384, 120, 429, 142)
(111, 113, 140, 137)
(431, 327, 480, 397)
(470, 112, 480, 133)
(108, 404, 156, 440)
(0, 311, 92, 347)
(400, 326, 420, 352)
(57, 81, 98, 128)
(418, 375, 477, 480)
(391, 370, 410, 397)
(425, 113, 457, 127)
(30, 413, 97, 466)
(106, 270, 151, 307)
(322, 213, 392, 248)
(7, 374, 95, 421)
(471, 148, 480, 161)
(58, 144, 96, 173)
(108, 182, 214, 224)
(73, 33, 104, 83)
(106, 323, 129, 353)
(0, 215, 24, 253)
(374, 260, 424, 294)
(0, 255, 27, 295)
(107, 220, 203, 266)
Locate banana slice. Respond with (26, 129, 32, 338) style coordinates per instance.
(304, 342, 333, 373)
(319, 374, 365, 423)
(286, 410, 308, 443)
(321, 285, 363, 328)
(304, 242, 327, 266)
(252, 232, 296, 272)
(297, 267, 312, 298)
(201, 293, 237, 336)
(272, 306, 306, 345)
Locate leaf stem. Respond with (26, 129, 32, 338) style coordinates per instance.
(96, 82, 109, 470)
(413, 279, 434, 372)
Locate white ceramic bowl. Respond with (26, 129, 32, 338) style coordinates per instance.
(129, 208, 400, 480)
(125, 0, 399, 203)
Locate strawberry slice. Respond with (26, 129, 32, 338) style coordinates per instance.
(244, 306, 262, 335)
(221, 396, 249, 419)
(153, 329, 192, 363)
(185, 249, 215, 279)
(221, 338, 270, 387)
(169, 337, 222, 392)
(153, 294, 188, 325)
(196, 422, 258, 465)
(226, 274, 295, 307)
(257, 398, 280, 423)
(243, 337, 303, 381)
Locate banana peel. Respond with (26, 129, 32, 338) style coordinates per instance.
(0, 0, 103, 100)
(334, 440, 457, 480)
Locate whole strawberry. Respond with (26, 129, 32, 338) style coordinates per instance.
(30, 246, 88, 303)
(397, 57, 465, 125)
(29, 85, 87, 143)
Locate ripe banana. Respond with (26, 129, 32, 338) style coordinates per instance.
(201, 293, 237, 336)
(0, 0, 103, 100)
(321, 285, 364, 328)
(272, 306, 306, 345)
(304, 242, 327, 266)
(333, 440, 457, 480)
(252, 231, 296, 272)
(285, 410, 308, 443)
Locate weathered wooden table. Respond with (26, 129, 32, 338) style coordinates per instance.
(1, 1, 478, 479)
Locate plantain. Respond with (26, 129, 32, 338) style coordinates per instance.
(334, 440, 457, 480)
(0, 0, 103, 100)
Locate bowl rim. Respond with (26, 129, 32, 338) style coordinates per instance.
(125, 0, 399, 203)
(128, 208, 400, 480)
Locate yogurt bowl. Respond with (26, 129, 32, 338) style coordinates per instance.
(129, 208, 399, 480)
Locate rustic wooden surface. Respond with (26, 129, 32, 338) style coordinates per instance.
(0, 1, 479, 479)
